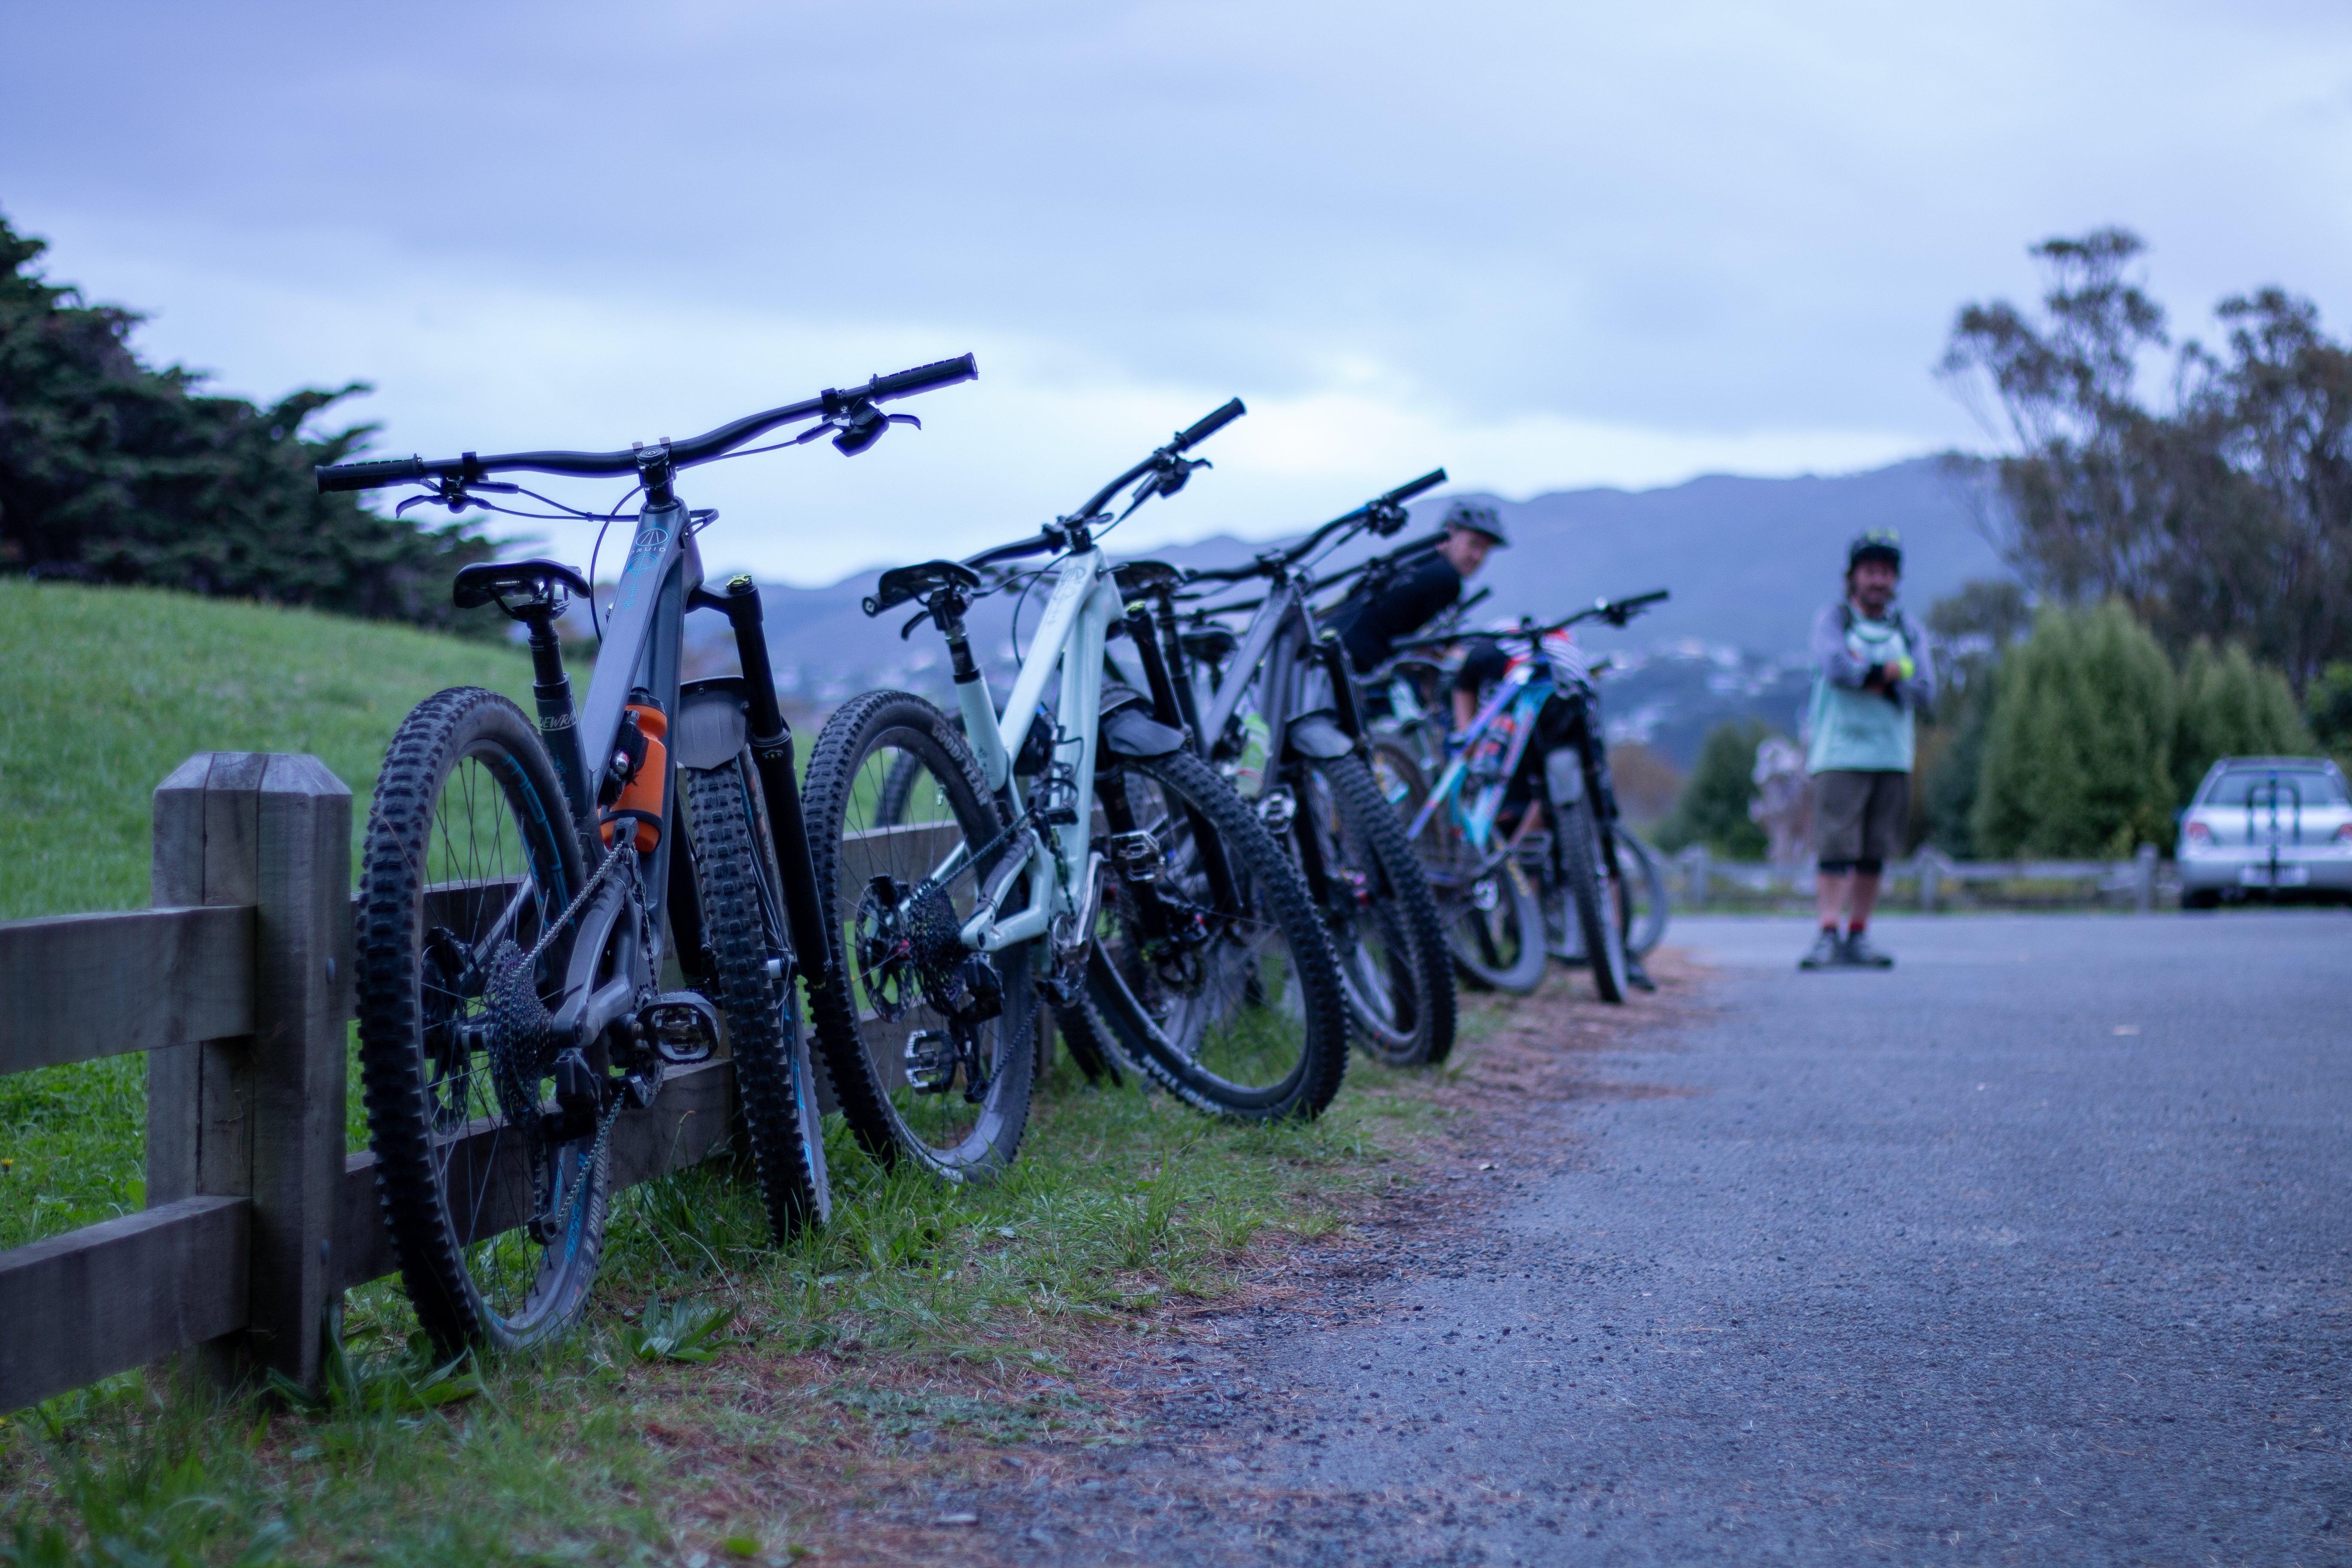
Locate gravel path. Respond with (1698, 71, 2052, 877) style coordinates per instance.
(992, 912, 2352, 1565)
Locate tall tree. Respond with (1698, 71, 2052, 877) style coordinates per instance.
(0, 212, 496, 629)
(1939, 231, 2352, 692)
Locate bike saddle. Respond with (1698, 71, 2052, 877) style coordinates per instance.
(864, 559, 982, 617)
(1112, 560, 1183, 596)
(1180, 623, 1239, 664)
(452, 558, 592, 612)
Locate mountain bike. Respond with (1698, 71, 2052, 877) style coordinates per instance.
(318, 356, 977, 1350)
(1383, 593, 1668, 1002)
(1373, 655, 1673, 967)
(1132, 471, 1459, 1066)
(802, 403, 1351, 1170)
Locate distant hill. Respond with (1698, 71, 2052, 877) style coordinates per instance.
(704, 456, 2012, 701)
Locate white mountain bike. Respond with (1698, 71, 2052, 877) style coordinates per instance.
(800, 404, 1351, 1180)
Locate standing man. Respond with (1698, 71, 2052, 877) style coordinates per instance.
(1800, 529, 1934, 970)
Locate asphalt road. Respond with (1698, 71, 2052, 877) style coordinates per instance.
(1077, 913, 2352, 1565)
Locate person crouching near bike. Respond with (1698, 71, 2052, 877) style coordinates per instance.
(1329, 499, 1508, 706)
(1800, 529, 1934, 971)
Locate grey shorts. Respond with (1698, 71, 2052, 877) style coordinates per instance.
(1813, 769, 1909, 871)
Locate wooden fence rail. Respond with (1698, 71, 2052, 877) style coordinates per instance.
(0, 753, 763, 1410)
(1667, 843, 2171, 913)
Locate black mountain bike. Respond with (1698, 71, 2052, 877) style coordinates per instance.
(1124, 472, 1459, 1066)
(320, 356, 976, 1351)
(1386, 594, 1668, 1002)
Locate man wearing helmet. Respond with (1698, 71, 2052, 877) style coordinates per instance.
(1800, 529, 1934, 970)
(1327, 499, 1509, 728)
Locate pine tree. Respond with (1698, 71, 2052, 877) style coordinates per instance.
(0, 211, 497, 629)
(1653, 720, 1770, 860)
(1973, 601, 2177, 856)
(2174, 641, 2313, 800)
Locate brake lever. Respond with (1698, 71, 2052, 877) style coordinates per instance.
(394, 476, 520, 515)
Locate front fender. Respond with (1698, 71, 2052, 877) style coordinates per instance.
(1283, 710, 1357, 762)
(1102, 705, 1187, 759)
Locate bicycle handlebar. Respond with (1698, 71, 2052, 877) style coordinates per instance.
(1386, 589, 1672, 654)
(1179, 468, 1451, 588)
(314, 354, 978, 493)
(1174, 398, 1246, 453)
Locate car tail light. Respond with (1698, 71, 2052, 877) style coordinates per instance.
(2337, 822, 2352, 842)
(2184, 821, 2213, 843)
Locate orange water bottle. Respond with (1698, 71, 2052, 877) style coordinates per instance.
(601, 703, 668, 851)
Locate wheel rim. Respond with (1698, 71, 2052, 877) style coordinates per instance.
(1095, 766, 1314, 1106)
(834, 731, 1020, 1170)
(413, 745, 591, 1341)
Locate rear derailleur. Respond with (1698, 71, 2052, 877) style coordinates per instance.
(855, 872, 1008, 1102)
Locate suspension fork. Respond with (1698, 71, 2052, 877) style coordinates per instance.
(703, 576, 839, 990)
(1151, 591, 1207, 745)
(1283, 761, 1341, 910)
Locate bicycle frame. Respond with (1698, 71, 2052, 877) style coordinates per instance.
(943, 546, 1126, 953)
(1407, 662, 1552, 861)
(542, 499, 702, 1048)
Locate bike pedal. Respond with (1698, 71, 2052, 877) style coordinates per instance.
(639, 991, 721, 1064)
(1107, 829, 1163, 882)
(903, 1029, 957, 1093)
(1258, 785, 1298, 837)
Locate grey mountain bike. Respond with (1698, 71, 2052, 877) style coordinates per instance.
(319, 356, 976, 1351)
(1126, 471, 1460, 1066)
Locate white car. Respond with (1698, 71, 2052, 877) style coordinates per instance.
(2177, 756, 2352, 907)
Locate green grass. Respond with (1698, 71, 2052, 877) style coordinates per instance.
(0, 579, 536, 922)
(0, 582, 536, 1250)
(0, 582, 1477, 1562)
(0, 1047, 1451, 1564)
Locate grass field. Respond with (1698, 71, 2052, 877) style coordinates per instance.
(0, 582, 1502, 1564)
(0, 581, 538, 1251)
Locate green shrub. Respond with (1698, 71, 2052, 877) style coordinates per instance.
(2174, 640, 2312, 800)
(2302, 660, 2352, 771)
(1972, 600, 2177, 856)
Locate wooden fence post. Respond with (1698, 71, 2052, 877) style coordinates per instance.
(149, 753, 350, 1394)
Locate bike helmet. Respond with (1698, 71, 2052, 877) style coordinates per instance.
(1847, 527, 1902, 573)
(1442, 499, 1509, 547)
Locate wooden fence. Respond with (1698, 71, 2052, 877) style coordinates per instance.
(1669, 842, 2172, 913)
(0, 752, 963, 1411)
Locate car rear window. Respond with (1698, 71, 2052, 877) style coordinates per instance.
(2200, 767, 2349, 806)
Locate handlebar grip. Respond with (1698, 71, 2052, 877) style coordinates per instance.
(315, 456, 428, 494)
(963, 532, 1060, 568)
(1381, 469, 1448, 506)
(864, 354, 979, 401)
(1172, 398, 1246, 452)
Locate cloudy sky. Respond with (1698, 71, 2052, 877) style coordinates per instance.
(6, 0, 2348, 583)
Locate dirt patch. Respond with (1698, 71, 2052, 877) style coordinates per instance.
(672, 952, 1716, 1565)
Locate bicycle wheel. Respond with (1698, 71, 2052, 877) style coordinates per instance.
(680, 755, 830, 1237)
(354, 687, 597, 1353)
(1081, 749, 1349, 1121)
(1617, 828, 1671, 957)
(802, 691, 1037, 1182)
(1557, 795, 1629, 1003)
(1297, 754, 1457, 1067)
